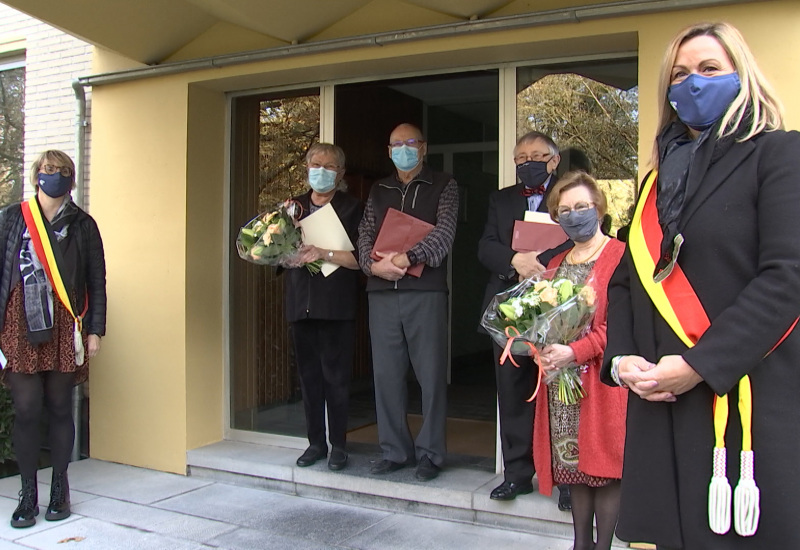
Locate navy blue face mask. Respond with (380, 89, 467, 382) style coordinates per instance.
(668, 72, 741, 131)
(516, 161, 550, 189)
(37, 172, 72, 198)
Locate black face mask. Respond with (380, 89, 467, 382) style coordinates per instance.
(516, 161, 550, 188)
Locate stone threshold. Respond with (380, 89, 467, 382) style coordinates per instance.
(187, 440, 578, 541)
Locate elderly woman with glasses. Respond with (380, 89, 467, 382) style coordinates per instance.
(532, 170, 626, 550)
(284, 142, 362, 472)
(0, 150, 106, 528)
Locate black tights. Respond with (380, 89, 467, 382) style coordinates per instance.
(570, 481, 622, 550)
(7, 371, 75, 479)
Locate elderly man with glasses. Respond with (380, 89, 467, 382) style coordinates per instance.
(357, 122, 458, 482)
(478, 131, 573, 510)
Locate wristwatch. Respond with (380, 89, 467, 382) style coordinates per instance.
(327, 250, 334, 260)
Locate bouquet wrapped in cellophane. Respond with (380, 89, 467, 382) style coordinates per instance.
(236, 200, 322, 274)
(481, 270, 597, 404)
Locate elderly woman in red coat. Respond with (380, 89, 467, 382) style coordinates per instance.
(532, 171, 626, 550)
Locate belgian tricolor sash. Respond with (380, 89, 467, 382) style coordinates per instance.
(20, 197, 86, 366)
(628, 171, 759, 537)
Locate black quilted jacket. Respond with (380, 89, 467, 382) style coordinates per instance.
(0, 202, 106, 336)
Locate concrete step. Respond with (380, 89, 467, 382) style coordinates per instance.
(186, 440, 583, 542)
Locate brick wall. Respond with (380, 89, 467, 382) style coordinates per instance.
(0, 3, 94, 207)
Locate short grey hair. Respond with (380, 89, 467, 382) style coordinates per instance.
(516, 131, 559, 157)
(305, 142, 346, 169)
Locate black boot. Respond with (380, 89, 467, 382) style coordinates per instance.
(11, 475, 38, 528)
(45, 471, 71, 521)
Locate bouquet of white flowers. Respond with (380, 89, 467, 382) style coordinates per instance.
(481, 270, 597, 404)
(236, 200, 322, 274)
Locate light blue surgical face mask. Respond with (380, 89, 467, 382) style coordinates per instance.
(308, 167, 337, 193)
(391, 145, 420, 172)
(668, 72, 741, 130)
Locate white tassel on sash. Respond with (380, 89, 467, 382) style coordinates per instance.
(708, 446, 732, 535)
(733, 450, 759, 536)
(74, 320, 84, 366)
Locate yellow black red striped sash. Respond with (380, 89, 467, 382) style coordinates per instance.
(628, 170, 768, 536)
(20, 197, 84, 331)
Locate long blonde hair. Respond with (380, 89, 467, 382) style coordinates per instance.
(652, 22, 784, 167)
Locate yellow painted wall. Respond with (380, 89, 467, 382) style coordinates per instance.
(88, 0, 800, 473)
(89, 76, 191, 473)
(185, 84, 226, 452)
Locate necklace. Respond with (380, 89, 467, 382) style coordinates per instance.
(567, 236, 608, 265)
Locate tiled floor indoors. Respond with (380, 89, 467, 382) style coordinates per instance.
(0, 458, 615, 550)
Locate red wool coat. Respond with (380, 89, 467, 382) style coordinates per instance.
(533, 238, 627, 496)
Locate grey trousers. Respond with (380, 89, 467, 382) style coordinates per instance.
(368, 290, 448, 466)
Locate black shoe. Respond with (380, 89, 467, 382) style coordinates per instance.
(45, 471, 71, 521)
(415, 456, 441, 481)
(328, 448, 348, 471)
(296, 446, 327, 467)
(369, 459, 408, 475)
(558, 484, 572, 511)
(11, 475, 39, 528)
(490, 480, 534, 501)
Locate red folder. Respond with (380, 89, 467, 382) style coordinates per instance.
(511, 219, 569, 253)
(371, 208, 434, 277)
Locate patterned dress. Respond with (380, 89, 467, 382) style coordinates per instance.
(0, 283, 89, 385)
(548, 260, 612, 487)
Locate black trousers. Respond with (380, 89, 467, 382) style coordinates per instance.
(493, 342, 537, 484)
(291, 319, 355, 450)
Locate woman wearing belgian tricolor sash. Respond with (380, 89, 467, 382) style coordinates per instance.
(602, 23, 800, 549)
(0, 150, 106, 528)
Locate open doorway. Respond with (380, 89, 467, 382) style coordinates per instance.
(226, 58, 638, 470)
(335, 71, 500, 467)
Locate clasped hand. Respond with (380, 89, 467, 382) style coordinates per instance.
(371, 251, 407, 281)
(296, 244, 323, 265)
(512, 250, 545, 280)
(619, 354, 703, 402)
(539, 344, 575, 371)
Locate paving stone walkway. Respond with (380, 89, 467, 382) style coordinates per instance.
(0, 458, 583, 549)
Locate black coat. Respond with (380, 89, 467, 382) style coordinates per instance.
(477, 179, 570, 315)
(283, 190, 362, 322)
(0, 201, 106, 336)
(602, 129, 800, 549)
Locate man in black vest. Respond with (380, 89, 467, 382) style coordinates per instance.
(478, 131, 571, 508)
(357, 123, 458, 482)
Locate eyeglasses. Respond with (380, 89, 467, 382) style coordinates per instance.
(42, 164, 73, 177)
(557, 202, 594, 218)
(514, 153, 552, 165)
(389, 138, 425, 148)
(308, 162, 340, 171)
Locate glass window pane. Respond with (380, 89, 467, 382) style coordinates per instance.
(516, 64, 638, 235)
(0, 66, 25, 208)
(229, 91, 320, 435)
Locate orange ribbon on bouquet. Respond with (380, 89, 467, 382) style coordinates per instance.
(499, 326, 543, 402)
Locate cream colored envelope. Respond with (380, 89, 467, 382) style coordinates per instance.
(299, 203, 354, 277)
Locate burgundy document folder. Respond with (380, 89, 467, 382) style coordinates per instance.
(370, 208, 434, 277)
(511, 219, 569, 253)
